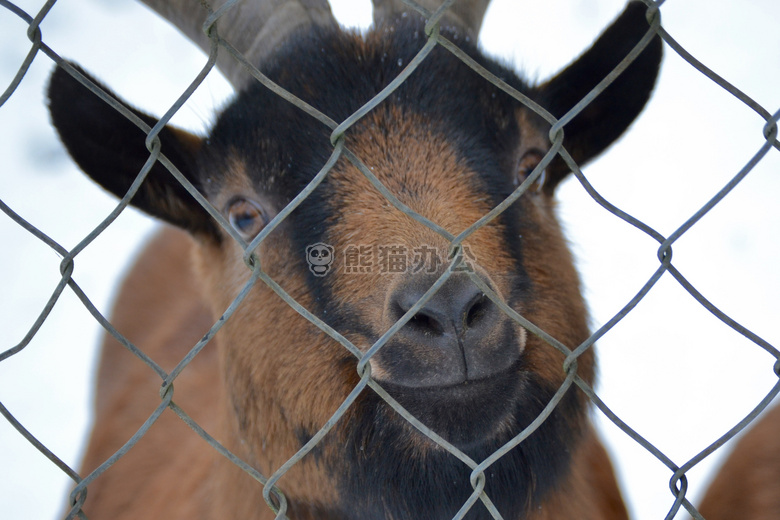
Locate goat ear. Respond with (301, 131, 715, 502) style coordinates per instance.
(47, 63, 218, 238)
(534, 1, 662, 192)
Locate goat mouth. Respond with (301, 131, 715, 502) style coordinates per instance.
(367, 317, 523, 388)
(376, 365, 510, 390)
(373, 360, 526, 448)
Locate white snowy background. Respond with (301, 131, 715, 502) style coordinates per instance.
(1, 0, 778, 518)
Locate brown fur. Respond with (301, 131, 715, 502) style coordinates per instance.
(697, 403, 780, 519)
(533, 428, 628, 520)
(78, 227, 218, 518)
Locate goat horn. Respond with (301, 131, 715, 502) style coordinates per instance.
(138, 0, 338, 88)
(372, 0, 491, 38)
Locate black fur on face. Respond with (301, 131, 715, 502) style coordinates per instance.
(327, 369, 582, 520)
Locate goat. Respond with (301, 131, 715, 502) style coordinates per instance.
(47, 0, 662, 518)
(697, 402, 780, 519)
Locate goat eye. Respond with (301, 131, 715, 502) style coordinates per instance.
(226, 198, 267, 239)
(516, 150, 546, 190)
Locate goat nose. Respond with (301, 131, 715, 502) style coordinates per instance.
(381, 273, 518, 387)
(392, 275, 494, 340)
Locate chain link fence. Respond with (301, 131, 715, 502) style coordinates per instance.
(1, 0, 779, 519)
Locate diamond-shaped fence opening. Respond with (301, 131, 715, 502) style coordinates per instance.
(0, 0, 778, 519)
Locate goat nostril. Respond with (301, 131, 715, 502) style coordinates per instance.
(409, 311, 445, 336)
(464, 294, 490, 329)
(392, 300, 447, 337)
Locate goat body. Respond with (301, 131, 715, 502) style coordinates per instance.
(48, 2, 662, 519)
(697, 403, 780, 520)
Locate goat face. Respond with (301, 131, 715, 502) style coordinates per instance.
(48, 3, 661, 519)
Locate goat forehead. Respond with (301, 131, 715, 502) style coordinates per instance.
(204, 18, 530, 196)
(326, 108, 506, 233)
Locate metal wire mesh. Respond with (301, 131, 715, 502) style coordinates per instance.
(1, 0, 778, 519)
